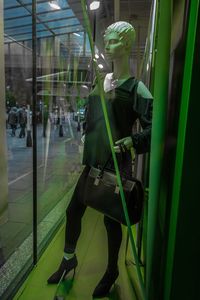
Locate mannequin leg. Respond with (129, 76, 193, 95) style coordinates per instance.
(64, 167, 89, 252)
(104, 215, 122, 271)
(92, 216, 122, 297)
(48, 166, 90, 284)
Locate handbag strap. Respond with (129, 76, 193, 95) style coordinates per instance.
(130, 147, 138, 178)
(100, 148, 134, 178)
(101, 153, 112, 171)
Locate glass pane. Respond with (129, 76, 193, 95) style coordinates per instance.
(5, 33, 32, 42)
(0, 3, 33, 299)
(5, 24, 46, 37)
(1, 0, 91, 297)
(4, 7, 30, 19)
(47, 18, 80, 29)
(21, 0, 69, 5)
(38, 9, 75, 22)
(52, 25, 83, 35)
(20, 0, 33, 3)
(27, 1, 69, 13)
(4, 0, 20, 9)
(36, 31, 52, 38)
(5, 16, 32, 28)
(36, 0, 90, 254)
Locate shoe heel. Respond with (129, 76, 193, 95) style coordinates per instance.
(47, 255, 78, 284)
(60, 270, 67, 283)
(72, 267, 76, 279)
(62, 267, 76, 281)
(92, 269, 119, 298)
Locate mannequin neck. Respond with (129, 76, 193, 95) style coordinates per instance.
(112, 56, 131, 80)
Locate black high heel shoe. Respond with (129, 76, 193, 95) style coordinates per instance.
(92, 268, 119, 298)
(47, 255, 78, 284)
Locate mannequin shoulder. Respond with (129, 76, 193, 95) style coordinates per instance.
(137, 81, 153, 99)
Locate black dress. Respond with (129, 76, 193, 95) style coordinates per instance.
(83, 77, 152, 168)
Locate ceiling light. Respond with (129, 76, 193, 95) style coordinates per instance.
(90, 1, 100, 10)
(49, 1, 61, 10)
(81, 85, 89, 89)
(73, 33, 81, 37)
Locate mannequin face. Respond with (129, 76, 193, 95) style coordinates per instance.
(104, 31, 129, 61)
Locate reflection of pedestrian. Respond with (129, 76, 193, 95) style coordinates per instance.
(18, 106, 27, 138)
(8, 107, 18, 136)
(43, 106, 49, 137)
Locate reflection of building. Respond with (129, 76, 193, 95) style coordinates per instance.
(3, 0, 95, 107)
(4, 36, 92, 107)
(27, 69, 91, 113)
(5, 42, 33, 105)
(4, 0, 151, 108)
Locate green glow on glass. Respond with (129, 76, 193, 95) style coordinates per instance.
(164, 1, 199, 299)
(145, 0, 171, 297)
(80, 0, 146, 298)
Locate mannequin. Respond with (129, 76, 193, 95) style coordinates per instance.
(47, 21, 153, 298)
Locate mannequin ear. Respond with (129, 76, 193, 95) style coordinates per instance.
(124, 40, 130, 48)
(124, 41, 131, 52)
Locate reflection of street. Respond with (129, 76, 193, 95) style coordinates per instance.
(7, 119, 82, 183)
(1, 118, 83, 266)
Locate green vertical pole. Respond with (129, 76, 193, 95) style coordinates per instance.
(146, 0, 171, 297)
(164, 1, 199, 299)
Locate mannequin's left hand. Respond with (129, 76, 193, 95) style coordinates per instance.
(114, 136, 133, 153)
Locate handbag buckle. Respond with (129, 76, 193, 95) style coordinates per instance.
(115, 185, 120, 194)
(94, 177, 100, 186)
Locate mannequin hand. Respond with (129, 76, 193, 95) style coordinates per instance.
(114, 136, 133, 153)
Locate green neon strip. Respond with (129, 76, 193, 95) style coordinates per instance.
(164, 1, 199, 299)
(146, 0, 171, 295)
(80, 1, 146, 298)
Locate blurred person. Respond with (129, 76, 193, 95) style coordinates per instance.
(43, 105, 49, 137)
(18, 106, 27, 138)
(8, 107, 18, 137)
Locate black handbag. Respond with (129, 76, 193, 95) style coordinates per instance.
(82, 157, 144, 226)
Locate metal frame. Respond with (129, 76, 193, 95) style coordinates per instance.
(32, 0, 37, 265)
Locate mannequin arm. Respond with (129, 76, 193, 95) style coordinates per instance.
(131, 82, 153, 154)
(114, 82, 153, 155)
(114, 136, 135, 160)
(114, 136, 133, 152)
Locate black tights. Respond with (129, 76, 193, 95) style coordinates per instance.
(65, 166, 122, 271)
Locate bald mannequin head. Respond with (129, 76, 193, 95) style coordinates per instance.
(104, 21, 136, 54)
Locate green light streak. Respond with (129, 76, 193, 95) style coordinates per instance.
(164, 1, 199, 299)
(146, 0, 171, 296)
